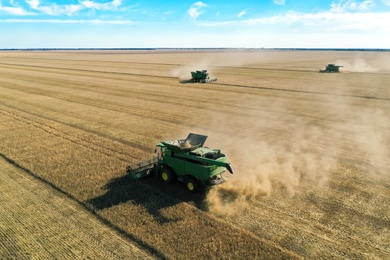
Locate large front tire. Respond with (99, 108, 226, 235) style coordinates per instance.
(159, 166, 175, 184)
(185, 177, 199, 193)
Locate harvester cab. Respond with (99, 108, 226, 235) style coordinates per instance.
(320, 64, 343, 73)
(191, 70, 217, 83)
(126, 133, 233, 192)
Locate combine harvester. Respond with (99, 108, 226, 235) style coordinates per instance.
(126, 133, 233, 192)
(320, 64, 343, 73)
(191, 70, 217, 83)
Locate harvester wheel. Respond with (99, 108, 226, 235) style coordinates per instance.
(159, 166, 175, 184)
(185, 177, 199, 193)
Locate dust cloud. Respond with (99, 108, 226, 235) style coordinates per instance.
(205, 100, 389, 216)
(336, 54, 390, 73)
(205, 125, 336, 216)
(337, 58, 377, 72)
(171, 63, 213, 81)
(170, 51, 277, 80)
(345, 107, 390, 175)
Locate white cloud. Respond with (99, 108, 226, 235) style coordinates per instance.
(0, 1, 32, 15)
(80, 0, 121, 11)
(24, 0, 121, 16)
(273, 0, 285, 5)
(26, 0, 39, 9)
(0, 19, 133, 24)
(0, 5, 31, 15)
(187, 1, 208, 21)
(330, 0, 375, 12)
(382, 0, 390, 5)
(198, 11, 390, 32)
(237, 10, 247, 18)
(26, 0, 83, 15)
(359, 0, 376, 9)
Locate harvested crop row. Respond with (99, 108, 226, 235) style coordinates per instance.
(208, 180, 390, 259)
(0, 156, 155, 259)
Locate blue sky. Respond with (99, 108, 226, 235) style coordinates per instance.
(0, 0, 389, 48)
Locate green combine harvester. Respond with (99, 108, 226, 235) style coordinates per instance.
(126, 133, 233, 192)
(191, 70, 217, 83)
(320, 64, 343, 73)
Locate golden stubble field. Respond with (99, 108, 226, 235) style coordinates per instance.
(0, 156, 155, 259)
(0, 50, 389, 259)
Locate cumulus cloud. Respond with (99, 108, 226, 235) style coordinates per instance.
(273, 0, 285, 5)
(187, 1, 208, 21)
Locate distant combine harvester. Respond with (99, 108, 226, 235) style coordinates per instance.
(320, 64, 343, 73)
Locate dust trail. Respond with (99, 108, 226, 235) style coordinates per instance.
(170, 51, 275, 81)
(206, 126, 336, 216)
(345, 107, 390, 176)
(204, 98, 389, 216)
(170, 62, 213, 81)
(336, 54, 390, 73)
(336, 58, 377, 72)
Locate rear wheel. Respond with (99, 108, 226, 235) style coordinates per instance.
(185, 177, 199, 193)
(159, 167, 175, 184)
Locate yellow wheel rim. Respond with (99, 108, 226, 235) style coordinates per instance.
(187, 182, 194, 190)
(162, 172, 169, 181)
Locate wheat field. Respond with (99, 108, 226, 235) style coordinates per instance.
(0, 50, 389, 259)
(0, 155, 155, 259)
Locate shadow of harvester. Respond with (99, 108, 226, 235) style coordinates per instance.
(86, 175, 209, 224)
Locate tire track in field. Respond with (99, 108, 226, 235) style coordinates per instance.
(0, 62, 175, 80)
(2, 68, 385, 134)
(1, 83, 384, 173)
(1, 61, 388, 101)
(0, 106, 146, 163)
(0, 71, 196, 126)
(0, 155, 160, 259)
(217, 195, 389, 259)
(0, 80, 194, 148)
(0, 63, 174, 87)
(214, 83, 390, 101)
(212, 169, 390, 259)
(1, 56, 180, 66)
(0, 82, 364, 165)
